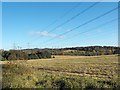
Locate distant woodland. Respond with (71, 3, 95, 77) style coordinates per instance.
(0, 46, 120, 60)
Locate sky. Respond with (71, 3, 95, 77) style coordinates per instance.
(2, 2, 118, 50)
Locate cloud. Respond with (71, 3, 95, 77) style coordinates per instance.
(58, 36, 64, 39)
(29, 31, 64, 39)
(29, 31, 55, 37)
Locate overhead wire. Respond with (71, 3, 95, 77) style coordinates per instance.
(31, 0, 101, 44)
(43, 2, 82, 31)
(30, 2, 82, 43)
(47, 1, 101, 33)
(42, 6, 118, 45)
(32, 17, 118, 48)
(54, 18, 118, 46)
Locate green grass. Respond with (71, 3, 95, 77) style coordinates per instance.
(2, 55, 120, 89)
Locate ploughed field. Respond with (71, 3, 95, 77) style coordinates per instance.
(2, 55, 120, 89)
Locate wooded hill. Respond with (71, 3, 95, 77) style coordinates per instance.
(50, 46, 120, 56)
(1, 46, 120, 60)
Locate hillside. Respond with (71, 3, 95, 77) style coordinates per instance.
(24, 46, 120, 56)
(1, 46, 120, 60)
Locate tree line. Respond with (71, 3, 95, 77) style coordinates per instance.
(1, 50, 51, 60)
(0, 46, 120, 60)
(51, 46, 120, 56)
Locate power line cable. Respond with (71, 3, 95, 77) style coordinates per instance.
(32, 18, 118, 48)
(42, 6, 118, 44)
(54, 18, 118, 46)
(43, 2, 82, 31)
(47, 1, 101, 33)
(31, 1, 101, 45)
(30, 2, 82, 42)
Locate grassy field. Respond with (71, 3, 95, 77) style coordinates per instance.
(2, 55, 120, 89)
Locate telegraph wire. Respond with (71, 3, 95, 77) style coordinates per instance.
(63, 18, 118, 42)
(47, 1, 101, 33)
(42, 2, 82, 31)
(32, 18, 118, 48)
(31, 1, 101, 46)
(30, 2, 82, 42)
(31, 1, 101, 44)
(74, 27, 117, 47)
(42, 6, 118, 44)
(52, 18, 118, 46)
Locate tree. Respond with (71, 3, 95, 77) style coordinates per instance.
(2, 51, 11, 60)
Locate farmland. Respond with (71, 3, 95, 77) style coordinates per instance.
(2, 55, 120, 89)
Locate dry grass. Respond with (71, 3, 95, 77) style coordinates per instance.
(2, 55, 119, 88)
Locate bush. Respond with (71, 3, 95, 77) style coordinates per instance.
(2, 50, 51, 60)
(53, 56, 55, 58)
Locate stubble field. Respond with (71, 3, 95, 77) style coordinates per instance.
(2, 55, 120, 89)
